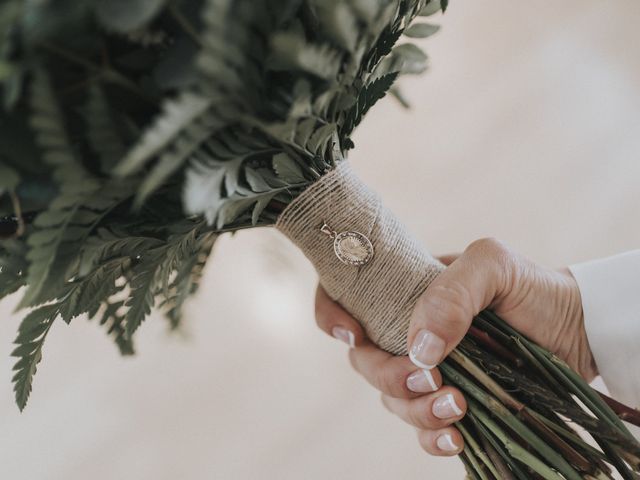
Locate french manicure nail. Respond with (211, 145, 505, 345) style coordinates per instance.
(436, 433, 459, 452)
(433, 393, 463, 419)
(409, 329, 446, 369)
(332, 326, 355, 348)
(406, 369, 438, 393)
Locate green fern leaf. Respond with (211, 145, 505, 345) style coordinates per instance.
(183, 129, 281, 224)
(216, 188, 278, 229)
(124, 224, 207, 337)
(58, 257, 131, 323)
(341, 71, 398, 140)
(195, 0, 266, 108)
(11, 303, 60, 410)
(97, 300, 134, 355)
(163, 232, 217, 330)
(18, 71, 99, 309)
(269, 31, 342, 80)
(157, 227, 199, 296)
(124, 255, 160, 338)
(79, 229, 164, 276)
(83, 85, 128, 173)
(361, 27, 403, 75)
(115, 92, 213, 177)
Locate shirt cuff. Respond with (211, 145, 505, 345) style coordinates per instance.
(569, 251, 640, 409)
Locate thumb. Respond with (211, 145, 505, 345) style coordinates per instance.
(407, 238, 511, 369)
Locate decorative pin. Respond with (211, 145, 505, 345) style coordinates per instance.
(320, 222, 374, 266)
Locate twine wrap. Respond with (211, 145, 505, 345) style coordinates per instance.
(276, 162, 444, 355)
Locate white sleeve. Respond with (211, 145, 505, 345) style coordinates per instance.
(569, 251, 640, 409)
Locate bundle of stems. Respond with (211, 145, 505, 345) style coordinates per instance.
(449, 310, 640, 479)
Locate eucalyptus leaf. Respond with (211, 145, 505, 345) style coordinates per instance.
(419, 1, 444, 16)
(273, 152, 306, 184)
(404, 23, 440, 38)
(392, 43, 429, 74)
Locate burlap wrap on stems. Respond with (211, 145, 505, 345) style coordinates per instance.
(276, 161, 444, 355)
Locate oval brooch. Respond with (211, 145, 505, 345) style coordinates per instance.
(320, 223, 374, 266)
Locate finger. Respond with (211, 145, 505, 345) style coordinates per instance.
(417, 427, 464, 456)
(315, 284, 364, 347)
(407, 238, 512, 369)
(436, 253, 460, 266)
(350, 344, 442, 398)
(380, 386, 467, 430)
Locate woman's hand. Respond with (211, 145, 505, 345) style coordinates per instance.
(314, 238, 597, 456)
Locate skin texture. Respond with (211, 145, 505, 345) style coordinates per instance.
(314, 238, 597, 457)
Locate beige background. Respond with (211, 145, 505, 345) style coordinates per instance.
(2, 1, 639, 479)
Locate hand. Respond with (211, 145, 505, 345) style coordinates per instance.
(315, 238, 597, 456)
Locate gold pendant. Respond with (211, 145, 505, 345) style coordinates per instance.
(320, 222, 374, 266)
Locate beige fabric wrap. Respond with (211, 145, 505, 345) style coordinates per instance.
(276, 162, 444, 355)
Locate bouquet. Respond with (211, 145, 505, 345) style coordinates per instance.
(1, 1, 639, 478)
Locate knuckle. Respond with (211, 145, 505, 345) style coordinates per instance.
(422, 283, 473, 328)
(467, 237, 512, 265)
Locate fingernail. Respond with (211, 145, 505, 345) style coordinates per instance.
(409, 329, 446, 369)
(406, 369, 438, 393)
(433, 393, 463, 419)
(436, 433, 460, 452)
(332, 326, 355, 348)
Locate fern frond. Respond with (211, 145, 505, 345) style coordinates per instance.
(341, 72, 399, 143)
(23, 177, 136, 308)
(79, 229, 165, 276)
(97, 300, 134, 356)
(195, 0, 266, 106)
(115, 92, 214, 177)
(124, 251, 162, 338)
(18, 71, 100, 309)
(269, 31, 343, 81)
(183, 128, 288, 225)
(84, 85, 128, 173)
(157, 227, 199, 296)
(361, 26, 403, 76)
(58, 256, 131, 323)
(163, 232, 217, 330)
(123, 223, 205, 337)
(11, 303, 60, 411)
